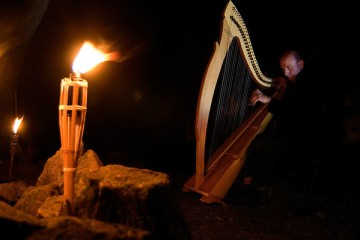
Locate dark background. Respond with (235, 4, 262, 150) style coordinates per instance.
(14, 0, 353, 173)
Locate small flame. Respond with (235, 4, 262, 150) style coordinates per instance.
(12, 116, 24, 134)
(72, 41, 110, 74)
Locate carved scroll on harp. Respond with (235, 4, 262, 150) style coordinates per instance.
(182, 0, 274, 205)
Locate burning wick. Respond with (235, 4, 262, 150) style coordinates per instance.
(72, 41, 118, 74)
(13, 116, 24, 134)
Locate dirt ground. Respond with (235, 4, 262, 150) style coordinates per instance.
(174, 172, 359, 240)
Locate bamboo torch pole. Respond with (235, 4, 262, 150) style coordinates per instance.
(59, 72, 87, 214)
(9, 133, 19, 181)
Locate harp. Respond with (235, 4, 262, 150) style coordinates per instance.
(183, 0, 275, 205)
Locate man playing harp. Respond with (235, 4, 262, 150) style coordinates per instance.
(241, 50, 323, 207)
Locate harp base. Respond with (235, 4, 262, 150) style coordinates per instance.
(183, 111, 273, 205)
(182, 183, 229, 207)
(183, 154, 245, 206)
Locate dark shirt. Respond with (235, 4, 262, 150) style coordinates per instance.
(268, 67, 323, 156)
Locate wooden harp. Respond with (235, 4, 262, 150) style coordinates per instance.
(183, 0, 274, 205)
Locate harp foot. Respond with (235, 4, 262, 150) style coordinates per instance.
(200, 194, 229, 208)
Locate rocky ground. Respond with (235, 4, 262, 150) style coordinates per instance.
(1, 145, 359, 240)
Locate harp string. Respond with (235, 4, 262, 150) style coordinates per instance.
(206, 37, 234, 161)
(206, 23, 254, 166)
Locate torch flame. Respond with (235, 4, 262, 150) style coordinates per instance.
(12, 116, 24, 133)
(72, 41, 110, 74)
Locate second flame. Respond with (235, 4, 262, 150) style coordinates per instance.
(13, 116, 24, 134)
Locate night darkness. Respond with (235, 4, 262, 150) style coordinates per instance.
(15, 0, 351, 172)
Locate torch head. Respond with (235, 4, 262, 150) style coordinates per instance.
(70, 72, 81, 81)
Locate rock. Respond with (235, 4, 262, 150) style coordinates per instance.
(0, 180, 30, 203)
(1, 201, 149, 240)
(73, 164, 188, 239)
(37, 195, 64, 218)
(0, 201, 44, 239)
(1, 150, 191, 239)
(36, 150, 63, 187)
(32, 216, 150, 240)
(14, 183, 60, 216)
(36, 149, 103, 187)
(78, 149, 104, 170)
(74, 164, 170, 225)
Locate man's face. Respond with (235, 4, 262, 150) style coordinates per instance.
(280, 55, 303, 82)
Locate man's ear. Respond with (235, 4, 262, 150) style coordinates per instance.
(298, 59, 304, 70)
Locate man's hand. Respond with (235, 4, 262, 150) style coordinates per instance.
(249, 89, 271, 106)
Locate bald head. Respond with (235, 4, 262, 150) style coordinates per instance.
(279, 50, 304, 82)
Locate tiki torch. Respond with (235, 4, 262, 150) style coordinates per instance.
(9, 116, 24, 181)
(59, 41, 114, 214)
